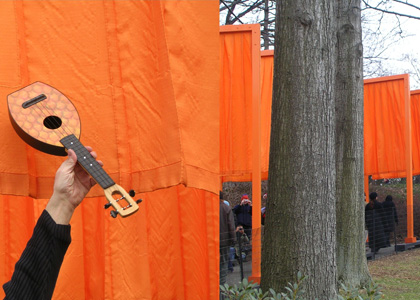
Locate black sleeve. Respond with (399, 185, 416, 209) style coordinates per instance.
(233, 205, 240, 214)
(3, 210, 72, 300)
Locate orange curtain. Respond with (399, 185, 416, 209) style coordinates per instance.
(363, 75, 409, 179)
(220, 25, 268, 182)
(0, 1, 219, 299)
(411, 90, 420, 175)
(219, 27, 253, 181)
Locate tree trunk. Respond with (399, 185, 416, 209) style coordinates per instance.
(261, 1, 337, 299)
(335, 0, 371, 287)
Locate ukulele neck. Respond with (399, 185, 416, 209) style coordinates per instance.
(60, 134, 115, 189)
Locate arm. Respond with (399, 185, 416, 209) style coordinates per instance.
(3, 148, 100, 299)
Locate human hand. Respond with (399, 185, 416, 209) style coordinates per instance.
(241, 199, 251, 206)
(46, 147, 103, 224)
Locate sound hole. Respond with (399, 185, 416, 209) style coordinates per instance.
(43, 116, 62, 130)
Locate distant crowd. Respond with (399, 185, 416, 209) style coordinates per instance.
(365, 192, 399, 254)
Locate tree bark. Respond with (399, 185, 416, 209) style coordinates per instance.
(261, 1, 337, 299)
(335, 0, 371, 287)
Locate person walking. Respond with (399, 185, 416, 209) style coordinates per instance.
(382, 195, 398, 247)
(365, 192, 387, 253)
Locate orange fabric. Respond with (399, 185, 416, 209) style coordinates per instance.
(364, 75, 409, 179)
(219, 27, 253, 181)
(0, 1, 220, 299)
(220, 25, 268, 182)
(0, 187, 219, 300)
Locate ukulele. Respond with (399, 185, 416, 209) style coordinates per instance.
(7, 82, 140, 218)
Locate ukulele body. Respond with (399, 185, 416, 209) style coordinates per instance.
(8, 82, 81, 156)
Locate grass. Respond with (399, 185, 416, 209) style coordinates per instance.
(369, 248, 420, 299)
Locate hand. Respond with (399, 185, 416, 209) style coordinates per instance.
(46, 147, 103, 224)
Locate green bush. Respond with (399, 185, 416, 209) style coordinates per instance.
(220, 272, 383, 300)
(338, 281, 383, 300)
(220, 272, 305, 300)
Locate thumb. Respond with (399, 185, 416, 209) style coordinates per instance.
(62, 149, 78, 170)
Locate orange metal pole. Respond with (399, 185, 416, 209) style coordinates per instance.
(404, 75, 416, 243)
(248, 24, 262, 285)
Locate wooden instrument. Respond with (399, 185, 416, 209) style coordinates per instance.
(7, 82, 140, 218)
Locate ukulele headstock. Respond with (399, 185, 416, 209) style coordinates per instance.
(103, 185, 141, 218)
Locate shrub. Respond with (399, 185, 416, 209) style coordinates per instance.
(220, 272, 305, 300)
(220, 273, 383, 300)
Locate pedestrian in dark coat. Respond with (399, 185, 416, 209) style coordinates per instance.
(382, 195, 398, 246)
(365, 192, 387, 253)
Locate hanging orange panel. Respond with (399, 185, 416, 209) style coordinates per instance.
(219, 26, 253, 181)
(364, 75, 409, 179)
(411, 90, 420, 175)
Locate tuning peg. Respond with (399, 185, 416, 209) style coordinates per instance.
(110, 210, 118, 218)
(129, 190, 136, 197)
(104, 203, 112, 209)
(136, 199, 143, 204)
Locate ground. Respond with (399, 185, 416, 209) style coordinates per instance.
(369, 248, 420, 299)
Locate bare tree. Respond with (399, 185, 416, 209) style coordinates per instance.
(261, 1, 337, 298)
(220, 0, 276, 48)
(362, 0, 420, 20)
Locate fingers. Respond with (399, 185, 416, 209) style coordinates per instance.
(68, 146, 103, 169)
(85, 147, 104, 167)
(85, 146, 97, 159)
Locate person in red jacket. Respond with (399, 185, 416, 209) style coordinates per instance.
(3, 147, 101, 300)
